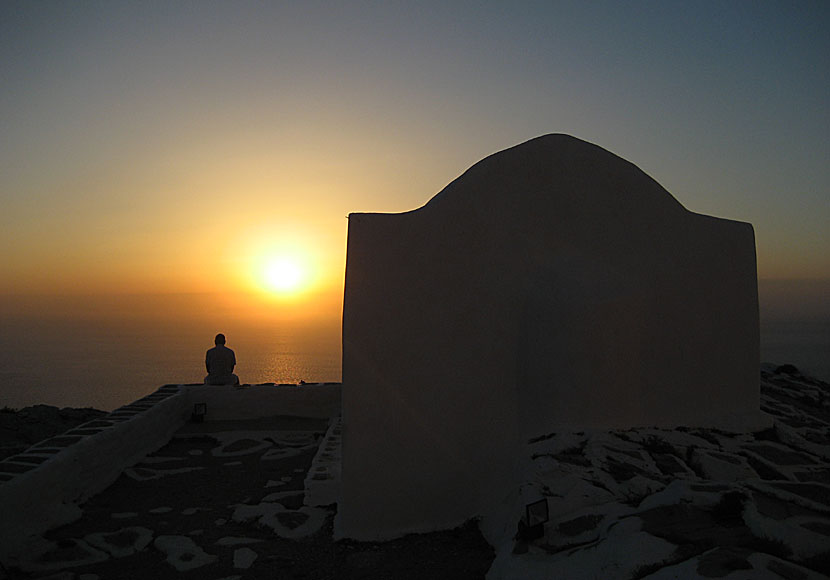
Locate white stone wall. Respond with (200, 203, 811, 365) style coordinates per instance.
(0, 386, 189, 560)
(183, 383, 341, 421)
(338, 134, 762, 540)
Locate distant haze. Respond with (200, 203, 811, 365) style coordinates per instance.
(759, 279, 830, 322)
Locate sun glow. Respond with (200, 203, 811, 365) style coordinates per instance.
(263, 257, 305, 293)
(235, 223, 339, 305)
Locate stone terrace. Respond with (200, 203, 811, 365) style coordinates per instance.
(0, 384, 493, 579)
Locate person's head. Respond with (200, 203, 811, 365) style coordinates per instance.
(214, 333, 226, 345)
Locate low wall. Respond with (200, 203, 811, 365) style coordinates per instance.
(0, 385, 189, 561)
(181, 383, 341, 420)
(0, 382, 342, 562)
(305, 416, 343, 507)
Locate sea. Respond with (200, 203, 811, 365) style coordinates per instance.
(759, 318, 829, 383)
(0, 305, 827, 412)
(0, 314, 342, 411)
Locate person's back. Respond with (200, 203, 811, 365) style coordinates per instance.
(205, 333, 239, 385)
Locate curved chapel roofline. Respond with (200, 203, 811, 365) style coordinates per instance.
(348, 133, 691, 220)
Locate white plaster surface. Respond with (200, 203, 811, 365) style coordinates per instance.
(262, 490, 304, 502)
(153, 535, 217, 571)
(0, 387, 189, 560)
(233, 547, 258, 569)
(340, 134, 762, 540)
(304, 416, 342, 507)
(182, 383, 340, 421)
(232, 502, 330, 539)
(84, 526, 153, 557)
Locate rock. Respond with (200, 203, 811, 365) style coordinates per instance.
(233, 547, 258, 569)
(775, 364, 801, 376)
(0, 405, 106, 460)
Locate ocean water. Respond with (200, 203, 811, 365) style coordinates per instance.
(0, 310, 826, 412)
(760, 317, 830, 383)
(0, 316, 342, 411)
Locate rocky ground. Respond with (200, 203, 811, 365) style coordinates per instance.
(0, 406, 107, 461)
(494, 364, 830, 579)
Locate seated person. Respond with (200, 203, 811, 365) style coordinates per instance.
(204, 333, 240, 385)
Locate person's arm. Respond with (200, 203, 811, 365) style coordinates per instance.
(205, 351, 211, 373)
(231, 351, 236, 371)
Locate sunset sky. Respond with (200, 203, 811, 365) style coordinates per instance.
(2, 2, 828, 318)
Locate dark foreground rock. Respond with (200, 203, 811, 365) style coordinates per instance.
(0, 405, 106, 461)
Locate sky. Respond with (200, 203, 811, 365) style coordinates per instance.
(1, 1, 828, 320)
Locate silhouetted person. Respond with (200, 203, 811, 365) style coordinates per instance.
(204, 333, 239, 385)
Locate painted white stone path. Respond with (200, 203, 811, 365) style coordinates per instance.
(11, 425, 330, 575)
(153, 535, 217, 571)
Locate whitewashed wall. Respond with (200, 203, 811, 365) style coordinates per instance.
(338, 134, 762, 540)
(183, 383, 340, 420)
(0, 387, 189, 561)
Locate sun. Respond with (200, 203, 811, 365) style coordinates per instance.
(241, 229, 320, 299)
(261, 256, 307, 294)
